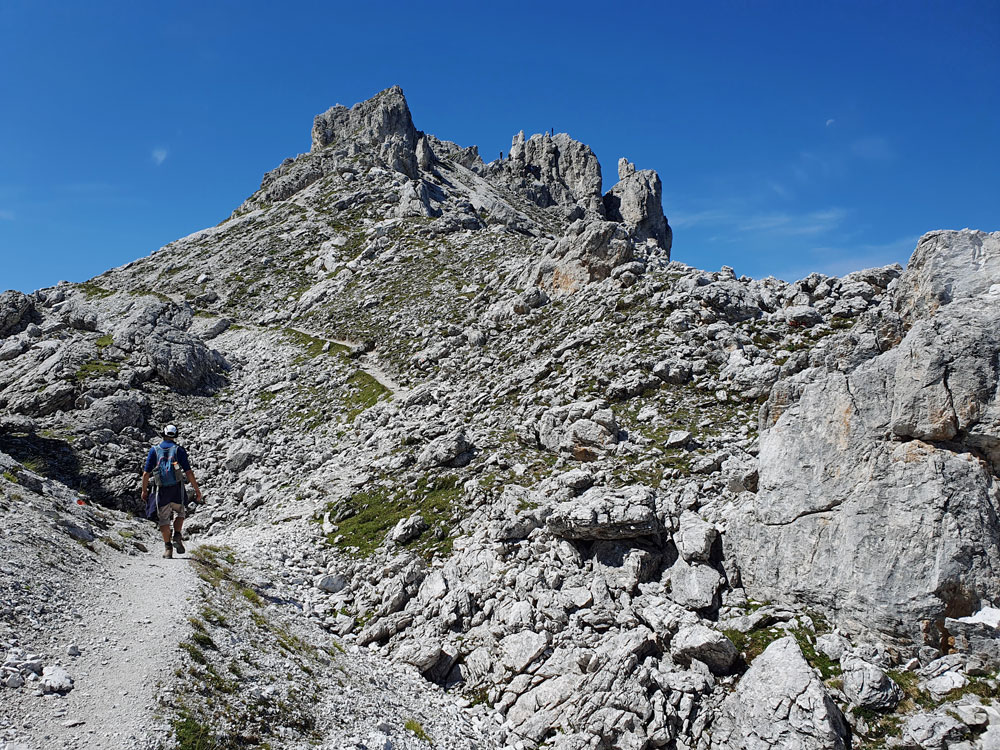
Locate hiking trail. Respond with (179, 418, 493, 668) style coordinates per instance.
(7, 544, 199, 749)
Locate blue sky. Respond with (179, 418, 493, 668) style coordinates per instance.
(1, 0, 997, 293)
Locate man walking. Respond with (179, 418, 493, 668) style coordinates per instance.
(141, 425, 203, 558)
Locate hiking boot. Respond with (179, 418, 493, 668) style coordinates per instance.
(172, 531, 185, 555)
(163, 545, 173, 559)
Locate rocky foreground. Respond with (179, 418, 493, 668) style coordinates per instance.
(1, 87, 998, 750)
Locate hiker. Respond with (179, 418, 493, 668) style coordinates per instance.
(141, 425, 203, 559)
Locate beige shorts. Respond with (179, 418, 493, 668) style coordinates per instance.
(156, 501, 186, 527)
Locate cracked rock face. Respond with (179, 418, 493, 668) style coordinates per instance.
(730, 229, 1000, 648)
(312, 85, 420, 179)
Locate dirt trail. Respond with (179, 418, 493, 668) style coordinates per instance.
(13, 545, 199, 750)
(286, 326, 410, 399)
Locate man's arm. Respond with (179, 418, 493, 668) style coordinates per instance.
(141, 471, 150, 500)
(185, 470, 203, 502)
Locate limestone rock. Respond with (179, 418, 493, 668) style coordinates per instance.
(536, 399, 619, 460)
(40, 665, 74, 694)
(500, 629, 550, 674)
(547, 485, 660, 540)
(144, 327, 227, 393)
(416, 430, 473, 468)
(675, 511, 717, 562)
(492, 131, 603, 215)
(317, 574, 347, 594)
(535, 220, 635, 294)
(894, 229, 1000, 321)
(730, 232, 1000, 648)
(85, 393, 147, 435)
(784, 305, 823, 327)
(388, 513, 427, 545)
(711, 637, 848, 749)
(667, 557, 721, 611)
(898, 710, 969, 750)
(670, 624, 738, 675)
(841, 657, 902, 710)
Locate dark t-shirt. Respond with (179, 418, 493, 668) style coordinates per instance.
(145, 441, 191, 505)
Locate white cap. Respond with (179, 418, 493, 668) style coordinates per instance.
(164, 424, 178, 437)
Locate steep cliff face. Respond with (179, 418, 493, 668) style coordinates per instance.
(1, 89, 998, 750)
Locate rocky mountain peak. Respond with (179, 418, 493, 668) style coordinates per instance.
(311, 84, 420, 178)
(487, 130, 605, 218)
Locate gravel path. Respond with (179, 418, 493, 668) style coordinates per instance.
(5, 544, 199, 750)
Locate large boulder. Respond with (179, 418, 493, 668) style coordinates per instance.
(535, 399, 619, 460)
(711, 637, 849, 750)
(729, 231, 1000, 649)
(841, 657, 903, 710)
(416, 430, 473, 468)
(894, 229, 1000, 321)
(85, 393, 147, 434)
(670, 623, 738, 675)
(534, 220, 635, 294)
(144, 327, 227, 393)
(547, 485, 660, 540)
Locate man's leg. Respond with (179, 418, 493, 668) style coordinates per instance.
(172, 509, 186, 554)
(159, 523, 173, 558)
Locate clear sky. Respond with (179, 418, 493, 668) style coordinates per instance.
(1, 0, 997, 293)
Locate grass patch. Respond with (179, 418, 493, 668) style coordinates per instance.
(322, 474, 462, 558)
(190, 630, 217, 651)
(95, 334, 113, 348)
(283, 327, 350, 361)
(75, 358, 120, 382)
(128, 287, 173, 304)
(179, 642, 208, 665)
(2, 471, 18, 484)
(342, 370, 390, 421)
(240, 587, 263, 606)
(851, 706, 904, 749)
(404, 718, 432, 744)
(724, 611, 840, 678)
(78, 281, 114, 300)
(173, 710, 214, 750)
(723, 626, 785, 664)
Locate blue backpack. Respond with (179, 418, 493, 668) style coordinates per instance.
(152, 443, 183, 488)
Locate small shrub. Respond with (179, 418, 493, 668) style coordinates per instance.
(179, 642, 207, 665)
(191, 631, 217, 651)
(173, 711, 213, 750)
